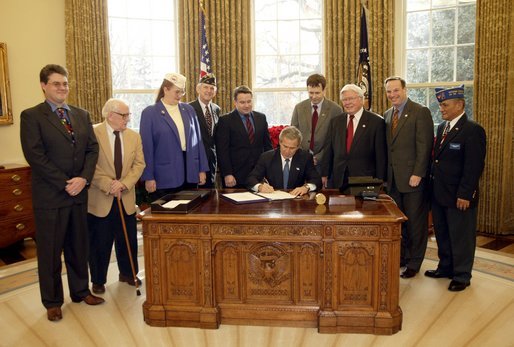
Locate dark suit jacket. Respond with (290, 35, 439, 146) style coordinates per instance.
(431, 114, 486, 208)
(189, 99, 221, 184)
(384, 98, 434, 193)
(321, 110, 387, 188)
(20, 102, 99, 209)
(215, 110, 272, 186)
(246, 148, 321, 190)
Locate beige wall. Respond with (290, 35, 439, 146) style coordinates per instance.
(0, 0, 65, 164)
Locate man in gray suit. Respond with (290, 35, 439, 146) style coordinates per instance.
(291, 74, 342, 173)
(383, 76, 434, 279)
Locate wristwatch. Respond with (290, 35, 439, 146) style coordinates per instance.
(303, 184, 311, 192)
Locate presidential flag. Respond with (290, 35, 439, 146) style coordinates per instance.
(199, 1, 212, 78)
(357, 5, 372, 110)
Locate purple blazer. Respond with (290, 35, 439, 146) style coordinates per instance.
(140, 100, 209, 189)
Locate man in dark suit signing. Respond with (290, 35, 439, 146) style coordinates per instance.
(215, 85, 272, 188)
(189, 73, 221, 188)
(321, 84, 387, 189)
(247, 126, 321, 195)
(427, 85, 486, 292)
(20, 64, 104, 322)
(384, 76, 434, 279)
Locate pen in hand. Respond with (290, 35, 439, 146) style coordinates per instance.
(260, 177, 275, 193)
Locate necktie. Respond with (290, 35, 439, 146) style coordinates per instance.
(205, 105, 213, 136)
(346, 114, 355, 153)
(283, 158, 290, 189)
(310, 104, 318, 151)
(439, 121, 451, 148)
(245, 115, 255, 143)
(113, 131, 122, 179)
(391, 108, 399, 135)
(57, 107, 74, 142)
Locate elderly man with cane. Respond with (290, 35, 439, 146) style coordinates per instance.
(87, 98, 145, 295)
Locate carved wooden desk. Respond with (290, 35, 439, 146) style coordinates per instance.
(142, 190, 406, 334)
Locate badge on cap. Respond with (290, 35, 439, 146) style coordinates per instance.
(435, 85, 464, 102)
(164, 73, 187, 89)
(199, 73, 216, 86)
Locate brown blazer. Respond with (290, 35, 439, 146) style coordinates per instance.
(87, 121, 145, 217)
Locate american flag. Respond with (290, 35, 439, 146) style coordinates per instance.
(200, 1, 212, 78)
(357, 5, 372, 110)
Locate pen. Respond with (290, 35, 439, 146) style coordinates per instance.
(262, 177, 270, 185)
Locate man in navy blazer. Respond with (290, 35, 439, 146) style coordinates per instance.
(321, 84, 387, 189)
(426, 85, 486, 292)
(215, 85, 272, 188)
(247, 126, 321, 195)
(188, 73, 221, 188)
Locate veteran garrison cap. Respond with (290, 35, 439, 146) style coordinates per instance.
(199, 73, 216, 86)
(435, 85, 464, 102)
(164, 73, 187, 89)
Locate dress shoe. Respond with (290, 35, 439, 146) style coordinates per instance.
(448, 280, 470, 292)
(47, 307, 62, 321)
(119, 274, 142, 286)
(424, 269, 453, 279)
(400, 268, 418, 279)
(92, 284, 105, 294)
(72, 294, 105, 305)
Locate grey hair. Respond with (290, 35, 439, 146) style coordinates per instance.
(340, 84, 364, 99)
(102, 98, 129, 118)
(279, 125, 303, 144)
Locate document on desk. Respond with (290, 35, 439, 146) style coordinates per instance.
(221, 192, 268, 204)
(256, 190, 297, 201)
(162, 200, 191, 209)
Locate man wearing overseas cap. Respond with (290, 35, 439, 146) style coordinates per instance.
(140, 72, 209, 201)
(189, 73, 221, 188)
(426, 85, 486, 292)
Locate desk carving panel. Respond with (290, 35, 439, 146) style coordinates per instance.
(143, 191, 405, 334)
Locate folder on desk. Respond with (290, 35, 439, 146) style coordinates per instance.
(221, 192, 268, 204)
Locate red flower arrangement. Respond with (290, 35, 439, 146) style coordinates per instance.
(268, 125, 288, 148)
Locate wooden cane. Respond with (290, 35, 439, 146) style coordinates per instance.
(117, 196, 141, 296)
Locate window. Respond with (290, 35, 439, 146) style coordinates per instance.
(108, 0, 178, 130)
(252, 0, 323, 125)
(401, 0, 476, 128)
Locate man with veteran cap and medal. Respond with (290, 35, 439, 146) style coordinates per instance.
(189, 73, 221, 188)
(426, 85, 486, 292)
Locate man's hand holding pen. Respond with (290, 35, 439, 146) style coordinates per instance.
(258, 178, 275, 193)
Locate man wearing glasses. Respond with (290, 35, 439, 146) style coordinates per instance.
(87, 98, 145, 295)
(20, 64, 103, 322)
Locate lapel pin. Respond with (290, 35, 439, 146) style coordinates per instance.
(455, 127, 459, 131)
(405, 114, 408, 118)
(295, 167, 300, 171)
(362, 124, 366, 128)
(161, 110, 165, 115)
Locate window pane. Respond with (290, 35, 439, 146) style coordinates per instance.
(407, 12, 430, 48)
(406, 0, 430, 11)
(254, 91, 306, 125)
(456, 45, 474, 81)
(278, 20, 300, 55)
(433, 0, 456, 8)
(431, 47, 454, 82)
(255, 0, 277, 20)
(255, 21, 278, 55)
(300, 0, 321, 18)
(458, 5, 476, 44)
(406, 49, 429, 83)
(298, 55, 322, 82)
(277, 0, 299, 20)
(300, 19, 322, 54)
(112, 93, 156, 131)
(255, 56, 278, 88)
(432, 9, 455, 46)
(278, 56, 302, 87)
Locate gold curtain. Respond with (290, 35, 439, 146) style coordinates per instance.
(65, 0, 112, 124)
(325, 0, 394, 112)
(179, 0, 251, 113)
(475, 0, 514, 234)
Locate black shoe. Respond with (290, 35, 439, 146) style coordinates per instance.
(424, 269, 452, 279)
(448, 280, 470, 292)
(400, 268, 418, 278)
(92, 283, 105, 294)
(119, 274, 142, 286)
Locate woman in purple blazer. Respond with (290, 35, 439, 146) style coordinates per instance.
(140, 73, 209, 201)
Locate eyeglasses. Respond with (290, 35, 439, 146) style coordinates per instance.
(341, 96, 361, 103)
(48, 81, 69, 88)
(112, 111, 131, 120)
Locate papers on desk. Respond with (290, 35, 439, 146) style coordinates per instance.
(162, 199, 191, 209)
(221, 190, 297, 204)
(256, 190, 297, 201)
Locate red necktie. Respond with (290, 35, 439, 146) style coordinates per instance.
(346, 114, 355, 153)
(113, 131, 122, 179)
(310, 104, 318, 151)
(245, 115, 255, 143)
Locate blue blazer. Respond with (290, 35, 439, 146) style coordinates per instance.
(140, 100, 209, 189)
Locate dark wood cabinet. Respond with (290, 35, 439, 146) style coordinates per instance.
(0, 164, 35, 248)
